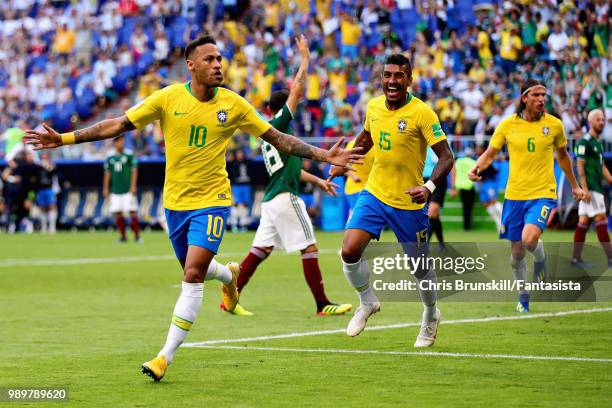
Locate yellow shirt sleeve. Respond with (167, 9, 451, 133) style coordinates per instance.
(490, 118, 507, 150)
(419, 105, 446, 146)
(125, 89, 166, 129)
(363, 102, 371, 133)
(235, 95, 272, 137)
(554, 120, 567, 148)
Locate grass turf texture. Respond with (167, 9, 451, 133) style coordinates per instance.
(1, 230, 610, 407)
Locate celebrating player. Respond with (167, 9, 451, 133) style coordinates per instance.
(469, 78, 584, 312)
(225, 35, 352, 317)
(24, 34, 363, 382)
(103, 136, 141, 243)
(329, 54, 454, 347)
(571, 109, 612, 268)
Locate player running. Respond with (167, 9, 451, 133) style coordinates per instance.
(24, 34, 362, 382)
(571, 109, 612, 268)
(224, 35, 352, 317)
(329, 54, 454, 347)
(469, 78, 584, 312)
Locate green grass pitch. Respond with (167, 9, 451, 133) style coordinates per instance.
(1, 229, 610, 407)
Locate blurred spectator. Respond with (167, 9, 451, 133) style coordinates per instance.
(460, 80, 484, 136)
(499, 25, 522, 76)
(130, 25, 149, 61)
(74, 20, 94, 66)
(340, 13, 361, 60)
(53, 23, 76, 57)
(153, 29, 170, 64)
(547, 22, 568, 69)
(0, 0, 609, 164)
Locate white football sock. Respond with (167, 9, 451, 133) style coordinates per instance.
(204, 259, 232, 284)
(39, 213, 48, 233)
(229, 207, 238, 229)
(510, 255, 528, 297)
(48, 209, 57, 234)
(342, 258, 378, 303)
(486, 205, 501, 231)
(528, 240, 545, 262)
(158, 281, 203, 364)
(415, 268, 438, 321)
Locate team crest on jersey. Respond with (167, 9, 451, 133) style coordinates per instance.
(217, 109, 228, 125)
(398, 119, 407, 132)
(542, 127, 549, 136)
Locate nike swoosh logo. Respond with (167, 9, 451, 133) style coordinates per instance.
(537, 219, 545, 223)
(174, 111, 189, 116)
(208, 238, 219, 242)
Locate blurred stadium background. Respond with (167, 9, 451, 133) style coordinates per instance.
(0, 0, 610, 234)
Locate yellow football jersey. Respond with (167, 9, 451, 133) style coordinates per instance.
(490, 114, 567, 200)
(126, 83, 271, 210)
(364, 94, 447, 210)
(344, 139, 374, 195)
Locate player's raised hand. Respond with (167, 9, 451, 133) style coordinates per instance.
(573, 186, 585, 201)
(406, 186, 430, 204)
(467, 165, 481, 181)
(296, 34, 309, 59)
(326, 136, 364, 169)
(316, 178, 340, 197)
(23, 123, 63, 150)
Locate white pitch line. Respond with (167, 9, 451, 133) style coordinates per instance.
(183, 307, 612, 347)
(0, 254, 176, 267)
(0, 249, 340, 268)
(194, 345, 612, 363)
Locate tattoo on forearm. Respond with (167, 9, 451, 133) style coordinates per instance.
(261, 128, 326, 161)
(75, 116, 135, 144)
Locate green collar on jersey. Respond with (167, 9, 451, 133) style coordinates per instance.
(386, 93, 413, 110)
(403, 92, 413, 107)
(185, 82, 218, 101)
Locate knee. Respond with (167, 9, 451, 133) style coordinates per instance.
(301, 244, 318, 254)
(341, 244, 362, 263)
(183, 265, 205, 283)
(255, 246, 274, 255)
(511, 247, 526, 262)
(522, 238, 538, 252)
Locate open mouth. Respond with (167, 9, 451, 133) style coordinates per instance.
(386, 85, 400, 97)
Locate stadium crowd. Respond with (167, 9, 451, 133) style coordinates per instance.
(0, 0, 610, 161)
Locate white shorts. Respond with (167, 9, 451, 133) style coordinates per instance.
(252, 192, 316, 253)
(578, 191, 606, 218)
(109, 193, 138, 214)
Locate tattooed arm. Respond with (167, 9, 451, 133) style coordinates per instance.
(259, 126, 329, 161)
(24, 116, 136, 149)
(259, 126, 362, 167)
(74, 115, 136, 143)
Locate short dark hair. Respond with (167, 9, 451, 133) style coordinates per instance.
(185, 35, 217, 60)
(269, 89, 290, 114)
(384, 54, 412, 75)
